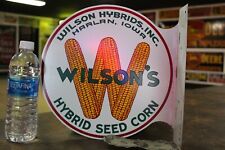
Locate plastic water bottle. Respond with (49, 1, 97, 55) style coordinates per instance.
(5, 41, 40, 143)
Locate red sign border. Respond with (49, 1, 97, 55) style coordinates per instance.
(41, 5, 173, 139)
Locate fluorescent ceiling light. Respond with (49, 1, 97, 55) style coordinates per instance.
(6, 0, 46, 7)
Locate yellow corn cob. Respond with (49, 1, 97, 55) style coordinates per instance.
(92, 41, 106, 110)
(101, 37, 122, 111)
(65, 39, 100, 119)
(112, 42, 150, 121)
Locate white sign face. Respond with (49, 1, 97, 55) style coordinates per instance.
(42, 5, 174, 139)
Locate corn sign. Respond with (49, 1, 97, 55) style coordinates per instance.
(63, 37, 150, 120)
(42, 5, 183, 139)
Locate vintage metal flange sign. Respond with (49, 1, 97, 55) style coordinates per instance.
(42, 5, 186, 139)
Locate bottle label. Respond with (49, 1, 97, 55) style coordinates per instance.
(8, 77, 39, 97)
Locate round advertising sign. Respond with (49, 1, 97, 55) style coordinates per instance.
(42, 5, 173, 139)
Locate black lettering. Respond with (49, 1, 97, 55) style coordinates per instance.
(119, 123, 127, 132)
(112, 124, 119, 134)
(147, 29, 155, 38)
(57, 29, 67, 41)
(137, 113, 146, 122)
(130, 17, 137, 23)
(86, 22, 93, 27)
(78, 118, 84, 127)
(81, 16, 88, 22)
(107, 19, 115, 24)
(74, 19, 82, 26)
(72, 29, 80, 36)
(69, 24, 76, 30)
(79, 25, 86, 31)
(65, 26, 70, 32)
(106, 11, 114, 17)
(114, 69, 128, 85)
(88, 69, 99, 84)
(143, 107, 153, 117)
(80, 68, 86, 83)
(99, 11, 106, 18)
(137, 21, 143, 28)
(100, 19, 106, 24)
(121, 13, 128, 20)
(83, 120, 91, 130)
(57, 67, 77, 82)
(152, 37, 159, 44)
(147, 71, 160, 87)
(65, 110, 74, 120)
(54, 97, 64, 107)
(148, 100, 159, 111)
(93, 20, 101, 25)
(132, 26, 140, 34)
(101, 69, 112, 84)
(144, 27, 149, 32)
(88, 13, 95, 20)
(114, 12, 120, 18)
(104, 125, 111, 134)
(127, 15, 131, 21)
(140, 33, 146, 39)
(60, 103, 70, 112)
(96, 124, 103, 133)
(71, 115, 81, 125)
(131, 117, 139, 126)
(130, 71, 143, 85)
(125, 22, 132, 28)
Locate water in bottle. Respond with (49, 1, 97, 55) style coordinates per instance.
(5, 41, 40, 143)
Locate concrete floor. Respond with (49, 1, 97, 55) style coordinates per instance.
(0, 75, 225, 149)
(183, 84, 225, 150)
